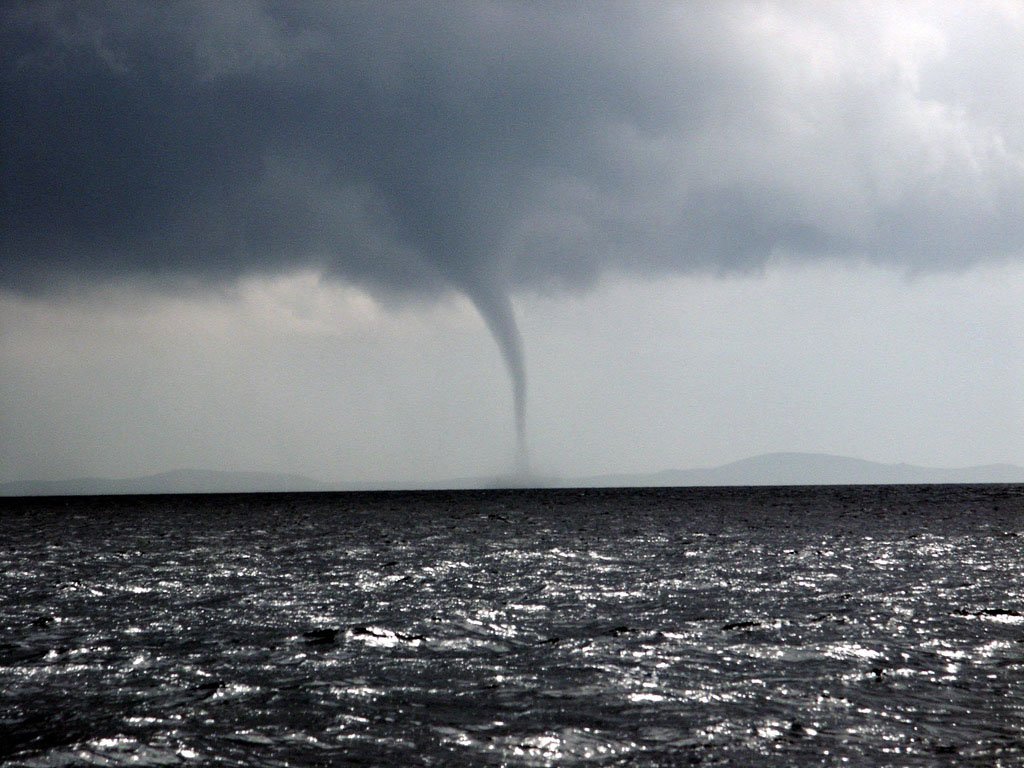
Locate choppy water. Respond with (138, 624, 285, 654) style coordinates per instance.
(1, 485, 1023, 766)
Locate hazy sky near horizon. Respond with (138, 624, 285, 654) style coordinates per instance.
(2, 1, 1023, 484)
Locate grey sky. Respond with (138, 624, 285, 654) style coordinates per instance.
(2, 2, 1022, 483)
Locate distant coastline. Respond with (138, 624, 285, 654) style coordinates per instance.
(2, 452, 1023, 497)
(0, 469, 325, 498)
(575, 452, 1024, 489)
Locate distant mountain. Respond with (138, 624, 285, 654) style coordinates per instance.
(3, 453, 1022, 496)
(0, 469, 326, 497)
(578, 452, 1024, 487)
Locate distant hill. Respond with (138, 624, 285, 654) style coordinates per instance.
(578, 452, 1024, 487)
(3, 453, 1022, 496)
(0, 469, 326, 497)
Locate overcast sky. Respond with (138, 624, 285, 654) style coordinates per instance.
(2, 1, 1023, 484)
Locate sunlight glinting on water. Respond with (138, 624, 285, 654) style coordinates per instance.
(1, 486, 1023, 766)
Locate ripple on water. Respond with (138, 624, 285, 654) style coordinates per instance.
(1, 485, 1023, 766)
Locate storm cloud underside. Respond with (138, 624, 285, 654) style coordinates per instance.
(3, 2, 1024, 453)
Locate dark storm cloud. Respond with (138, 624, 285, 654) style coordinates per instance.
(19, 1, 1023, 292)
(2, 4, 685, 288)
(3, 2, 1024, 441)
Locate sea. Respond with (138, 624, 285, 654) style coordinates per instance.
(1, 485, 1022, 767)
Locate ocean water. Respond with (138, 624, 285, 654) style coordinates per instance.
(1, 485, 1023, 767)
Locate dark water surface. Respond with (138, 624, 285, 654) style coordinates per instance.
(2, 485, 1023, 766)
